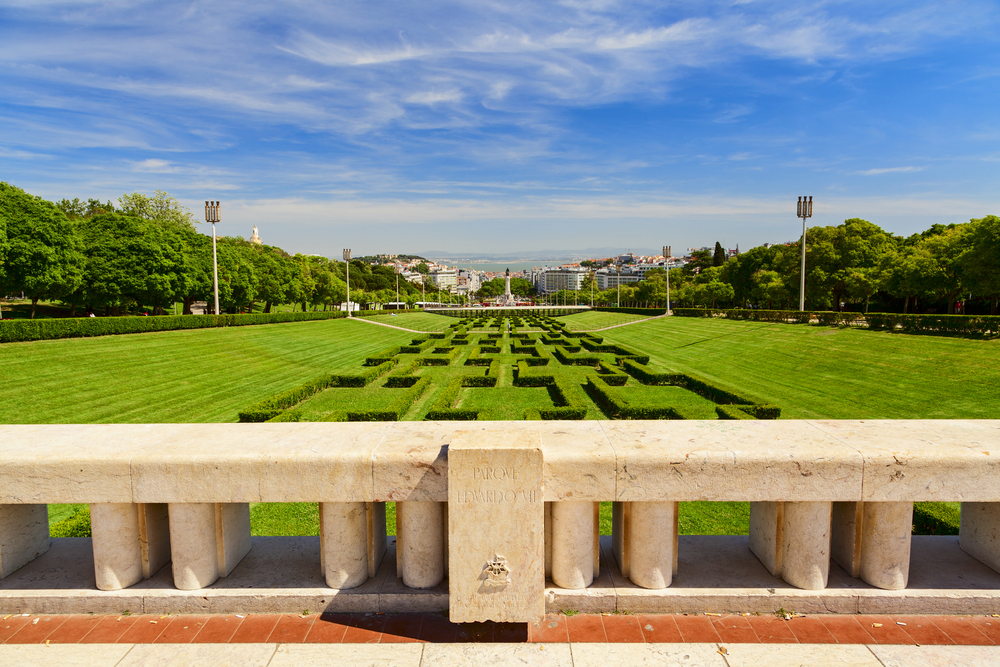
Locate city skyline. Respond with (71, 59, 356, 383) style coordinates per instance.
(2, 0, 999, 255)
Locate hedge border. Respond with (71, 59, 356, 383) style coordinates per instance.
(0, 310, 361, 344)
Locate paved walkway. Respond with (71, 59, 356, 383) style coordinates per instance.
(2, 612, 999, 664)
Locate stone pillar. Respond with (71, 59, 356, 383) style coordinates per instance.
(859, 502, 913, 590)
(961, 503, 1000, 574)
(318, 502, 368, 589)
(616, 501, 676, 590)
(0, 504, 49, 579)
(396, 501, 445, 589)
(551, 500, 594, 589)
(831, 501, 913, 590)
(90, 503, 171, 591)
(749, 501, 831, 590)
(168, 502, 251, 591)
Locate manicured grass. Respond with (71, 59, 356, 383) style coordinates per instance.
(0, 318, 413, 423)
(557, 311, 655, 331)
(599, 316, 1000, 419)
(355, 311, 453, 331)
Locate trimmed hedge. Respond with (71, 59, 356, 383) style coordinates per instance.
(425, 377, 482, 421)
(553, 346, 600, 366)
(673, 308, 1000, 337)
(238, 359, 396, 422)
(0, 310, 350, 344)
(716, 405, 755, 420)
(345, 377, 430, 421)
(597, 361, 628, 386)
(592, 307, 667, 316)
(585, 376, 693, 420)
(365, 346, 401, 366)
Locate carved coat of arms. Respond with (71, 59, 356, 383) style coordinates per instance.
(484, 553, 511, 587)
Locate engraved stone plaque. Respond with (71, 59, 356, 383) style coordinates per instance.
(448, 430, 544, 623)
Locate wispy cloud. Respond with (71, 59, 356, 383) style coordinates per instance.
(858, 166, 925, 175)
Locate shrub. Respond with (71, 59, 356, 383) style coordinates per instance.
(592, 307, 667, 316)
(0, 310, 350, 344)
(585, 376, 691, 419)
(597, 361, 628, 386)
(912, 502, 960, 535)
(716, 405, 755, 420)
(50, 506, 92, 537)
(364, 346, 401, 366)
(266, 409, 304, 422)
(346, 377, 430, 421)
(238, 359, 396, 422)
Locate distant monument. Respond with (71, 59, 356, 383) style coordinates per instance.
(498, 268, 517, 307)
(250, 226, 262, 246)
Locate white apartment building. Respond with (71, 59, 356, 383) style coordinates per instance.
(540, 267, 587, 293)
(595, 270, 642, 291)
(429, 269, 458, 290)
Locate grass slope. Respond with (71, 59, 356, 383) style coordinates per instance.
(0, 319, 412, 423)
(557, 311, 654, 331)
(600, 316, 1000, 419)
(355, 311, 453, 331)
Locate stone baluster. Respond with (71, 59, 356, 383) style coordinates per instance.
(90, 503, 170, 591)
(831, 501, 913, 590)
(0, 504, 49, 579)
(318, 502, 368, 589)
(749, 501, 832, 590)
(550, 500, 596, 589)
(612, 501, 677, 589)
(396, 501, 445, 589)
(167, 502, 251, 590)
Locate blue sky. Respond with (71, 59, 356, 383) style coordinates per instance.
(2, 1, 999, 256)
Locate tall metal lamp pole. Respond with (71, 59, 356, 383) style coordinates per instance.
(205, 201, 221, 315)
(663, 245, 671, 315)
(797, 196, 813, 311)
(343, 249, 352, 317)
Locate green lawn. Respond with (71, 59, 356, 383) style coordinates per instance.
(599, 316, 1000, 419)
(0, 318, 412, 423)
(556, 310, 656, 331)
(355, 311, 453, 331)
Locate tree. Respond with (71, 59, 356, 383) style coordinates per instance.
(713, 242, 726, 267)
(0, 183, 85, 318)
(74, 212, 188, 315)
(961, 215, 1000, 314)
(416, 262, 429, 274)
(118, 190, 198, 230)
(684, 249, 712, 275)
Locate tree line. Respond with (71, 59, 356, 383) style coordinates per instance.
(548, 218, 999, 315)
(0, 183, 446, 318)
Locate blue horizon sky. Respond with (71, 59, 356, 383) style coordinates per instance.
(2, 0, 999, 257)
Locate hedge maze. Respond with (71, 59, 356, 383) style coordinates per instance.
(238, 313, 781, 423)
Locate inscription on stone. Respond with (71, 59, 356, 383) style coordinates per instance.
(448, 430, 544, 623)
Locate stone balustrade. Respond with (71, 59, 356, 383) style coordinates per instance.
(1, 420, 998, 621)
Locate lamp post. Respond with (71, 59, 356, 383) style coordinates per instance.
(205, 201, 221, 315)
(797, 196, 813, 311)
(663, 245, 671, 315)
(395, 265, 399, 310)
(343, 249, 352, 317)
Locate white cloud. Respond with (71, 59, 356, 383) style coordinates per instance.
(858, 166, 925, 175)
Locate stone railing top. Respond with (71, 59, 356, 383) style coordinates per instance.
(1, 420, 998, 505)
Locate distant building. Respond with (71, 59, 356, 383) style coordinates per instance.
(539, 267, 587, 293)
(249, 226, 262, 246)
(595, 271, 642, 291)
(429, 269, 458, 290)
